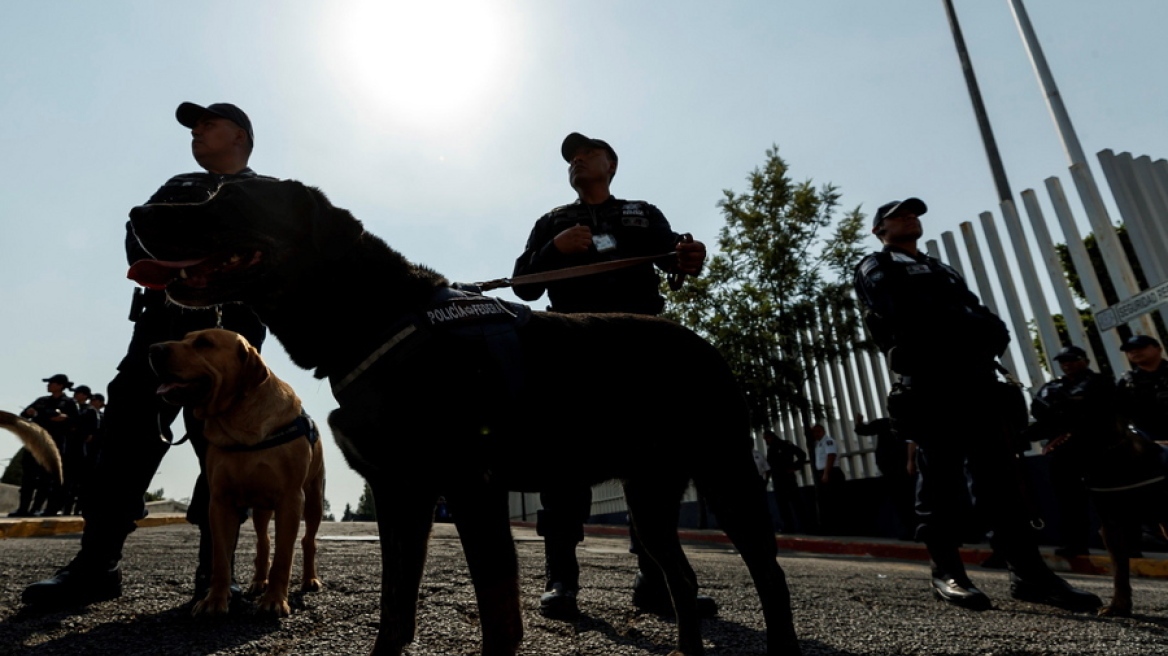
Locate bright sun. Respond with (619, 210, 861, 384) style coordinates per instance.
(332, 1, 512, 128)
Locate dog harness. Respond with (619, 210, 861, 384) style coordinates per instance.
(218, 412, 319, 453)
(330, 287, 532, 398)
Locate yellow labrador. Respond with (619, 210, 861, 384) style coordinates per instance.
(149, 328, 325, 617)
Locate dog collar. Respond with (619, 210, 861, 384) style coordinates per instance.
(218, 412, 318, 453)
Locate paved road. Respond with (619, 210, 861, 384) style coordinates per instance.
(3, 521, 1168, 655)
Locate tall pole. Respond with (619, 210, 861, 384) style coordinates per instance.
(943, 0, 1012, 202)
(1008, 0, 1156, 338)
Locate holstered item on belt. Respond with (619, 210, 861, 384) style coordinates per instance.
(128, 287, 146, 322)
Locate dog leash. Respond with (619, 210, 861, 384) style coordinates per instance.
(474, 233, 696, 292)
(474, 252, 678, 292)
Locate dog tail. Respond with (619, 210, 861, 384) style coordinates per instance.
(0, 410, 63, 485)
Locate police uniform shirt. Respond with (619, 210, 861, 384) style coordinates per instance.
(853, 245, 1009, 377)
(512, 196, 682, 315)
(814, 435, 838, 472)
(25, 395, 79, 444)
(1117, 359, 1168, 441)
(1030, 369, 1117, 443)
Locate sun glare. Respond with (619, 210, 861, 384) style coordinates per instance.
(333, 1, 512, 128)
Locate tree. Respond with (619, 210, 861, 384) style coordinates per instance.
(664, 145, 867, 430)
(343, 484, 376, 521)
(143, 488, 166, 502)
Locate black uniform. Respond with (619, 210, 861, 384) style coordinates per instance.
(1116, 360, 1168, 442)
(513, 195, 686, 592)
(855, 417, 917, 539)
(765, 439, 808, 533)
(513, 196, 683, 314)
(854, 244, 1053, 581)
(78, 170, 268, 566)
(1029, 369, 1117, 553)
(17, 395, 79, 516)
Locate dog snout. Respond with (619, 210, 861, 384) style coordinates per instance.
(148, 342, 173, 375)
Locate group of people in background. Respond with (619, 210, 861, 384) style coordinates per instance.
(10, 374, 104, 518)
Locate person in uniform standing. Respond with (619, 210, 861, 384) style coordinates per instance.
(23, 102, 269, 608)
(853, 196, 1100, 612)
(1116, 335, 1168, 445)
(512, 132, 709, 619)
(809, 424, 845, 535)
(60, 385, 99, 516)
(11, 374, 79, 517)
(855, 414, 917, 540)
(764, 429, 807, 534)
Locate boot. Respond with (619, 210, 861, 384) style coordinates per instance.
(631, 570, 718, 618)
(22, 555, 122, 609)
(539, 536, 581, 620)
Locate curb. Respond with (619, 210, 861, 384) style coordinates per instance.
(0, 513, 189, 539)
(512, 521, 1168, 581)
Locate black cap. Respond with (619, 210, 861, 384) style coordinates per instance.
(1121, 334, 1161, 351)
(1053, 345, 1088, 362)
(43, 374, 73, 390)
(561, 132, 618, 166)
(74, 385, 92, 396)
(872, 197, 927, 229)
(176, 102, 254, 145)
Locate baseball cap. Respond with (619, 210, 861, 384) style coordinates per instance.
(561, 132, 618, 166)
(872, 197, 927, 229)
(1120, 334, 1161, 351)
(176, 102, 254, 144)
(74, 385, 92, 396)
(43, 374, 74, 389)
(1053, 345, 1088, 362)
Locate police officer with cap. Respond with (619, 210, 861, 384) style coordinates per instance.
(1116, 335, 1168, 444)
(512, 132, 709, 619)
(12, 374, 79, 517)
(22, 102, 270, 609)
(1029, 345, 1116, 557)
(854, 197, 1100, 612)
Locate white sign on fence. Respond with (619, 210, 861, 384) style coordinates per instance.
(1094, 280, 1168, 331)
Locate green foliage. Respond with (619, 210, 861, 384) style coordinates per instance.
(143, 488, 166, 502)
(663, 145, 868, 430)
(343, 484, 376, 521)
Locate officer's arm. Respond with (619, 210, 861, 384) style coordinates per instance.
(511, 216, 566, 301)
(644, 204, 704, 275)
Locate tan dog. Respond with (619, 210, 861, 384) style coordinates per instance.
(0, 410, 63, 485)
(149, 328, 325, 617)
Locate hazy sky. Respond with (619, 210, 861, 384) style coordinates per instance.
(2, 1, 1165, 515)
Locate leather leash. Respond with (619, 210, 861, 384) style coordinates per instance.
(475, 250, 678, 292)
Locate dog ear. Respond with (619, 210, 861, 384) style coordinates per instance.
(238, 339, 271, 391)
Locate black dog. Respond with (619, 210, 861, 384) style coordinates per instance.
(127, 178, 799, 656)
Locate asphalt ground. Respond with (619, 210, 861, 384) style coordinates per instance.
(2, 520, 1168, 655)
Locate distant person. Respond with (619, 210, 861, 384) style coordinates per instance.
(1116, 335, 1168, 445)
(855, 414, 917, 540)
(511, 132, 710, 620)
(763, 429, 807, 534)
(60, 385, 99, 516)
(809, 424, 845, 535)
(23, 102, 270, 609)
(13, 374, 79, 517)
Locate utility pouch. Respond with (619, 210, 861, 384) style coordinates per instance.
(128, 287, 145, 322)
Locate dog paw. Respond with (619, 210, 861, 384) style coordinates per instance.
(192, 594, 231, 617)
(247, 580, 268, 597)
(1098, 602, 1132, 617)
(301, 578, 323, 592)
(256, 593, 291, 617)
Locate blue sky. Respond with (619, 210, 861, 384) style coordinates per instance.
(2, 1, 1165, 515)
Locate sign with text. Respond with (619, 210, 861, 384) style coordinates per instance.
(1094, 280, 1168, 331)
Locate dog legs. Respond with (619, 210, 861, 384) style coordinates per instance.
(697, 468, 801, 655)
(450, 486, 523, 656)
(624, 478, 704, 656)
(368, 483, 437, 656)
(249, 508, 273, 596)
(193, 494, 243, 617)
(256, 491, 304, 616)
(301, 469, 325, 592)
